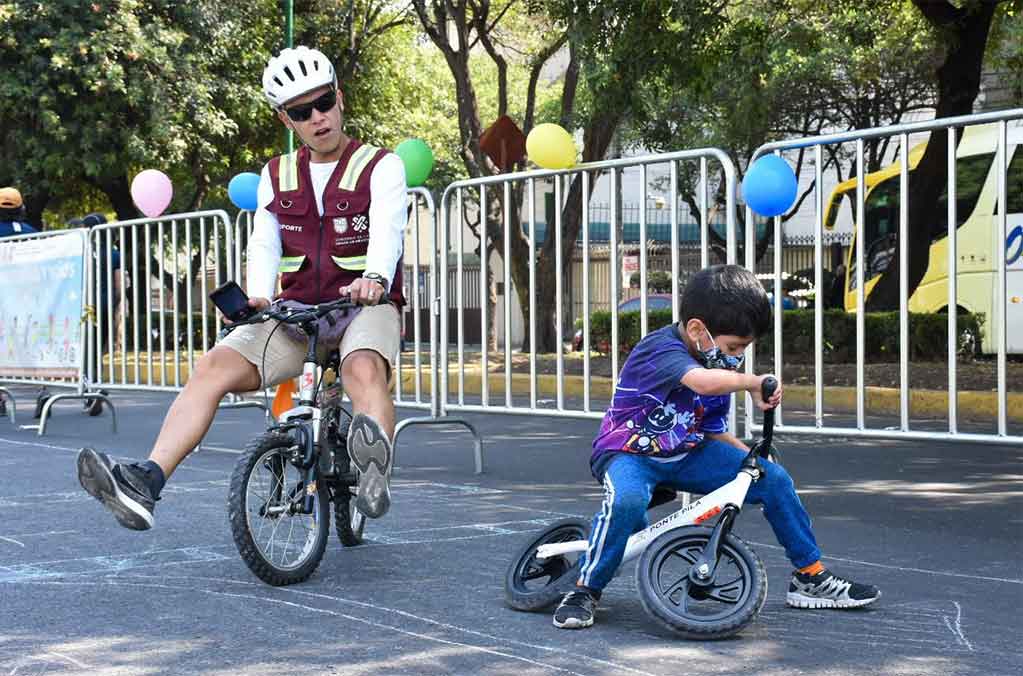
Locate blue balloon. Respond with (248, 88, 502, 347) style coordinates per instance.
(742, 155, 797, 217)
(228, 172, 261, 211)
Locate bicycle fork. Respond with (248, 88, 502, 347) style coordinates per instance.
(687, 460, 762, 589)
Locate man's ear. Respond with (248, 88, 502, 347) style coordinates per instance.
(277, 109, 294, 131)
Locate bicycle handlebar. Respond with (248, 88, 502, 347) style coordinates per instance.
(758, 375, 779, 459)
(219, 296, 363, 337)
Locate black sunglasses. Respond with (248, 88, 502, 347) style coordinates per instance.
(283, 89, 337, 122)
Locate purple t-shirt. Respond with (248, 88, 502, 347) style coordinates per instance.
(590, 323, 730, 477)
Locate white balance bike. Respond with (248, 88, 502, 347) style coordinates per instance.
(505, 377, 780, 639)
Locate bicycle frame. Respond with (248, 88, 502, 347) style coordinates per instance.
(534, 466, 756, 564)
(535, 376, 779, 572)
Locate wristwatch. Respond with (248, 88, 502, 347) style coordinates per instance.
(362, 272, 389, 291)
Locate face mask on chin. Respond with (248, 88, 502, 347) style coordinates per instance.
(694, 328, 745, 371)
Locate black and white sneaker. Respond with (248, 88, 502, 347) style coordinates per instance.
(347, 414, 392, 519)
(787, 569, 880, 609)
(553, 589, 599, 629)
(76, 448, 156, 531)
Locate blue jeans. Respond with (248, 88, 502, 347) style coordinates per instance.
(578, 440, 821, 592)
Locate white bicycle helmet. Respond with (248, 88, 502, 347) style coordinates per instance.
(262, 46, 336, 109)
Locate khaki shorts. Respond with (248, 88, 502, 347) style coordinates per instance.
(218, 303, 401, 388)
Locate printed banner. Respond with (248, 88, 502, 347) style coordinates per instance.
(0, 231, 86, 378)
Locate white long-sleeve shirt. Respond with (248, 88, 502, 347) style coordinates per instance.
(246, 151, 408, 300)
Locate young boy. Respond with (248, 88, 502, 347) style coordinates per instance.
(553, 264, 879, 629)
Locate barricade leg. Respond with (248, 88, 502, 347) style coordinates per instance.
(0, 387, 16, 425)
(30, 392, 116, 436)
(393, 416, 484, 475)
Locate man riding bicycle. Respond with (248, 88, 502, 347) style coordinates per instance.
(77, 46, 408, 530)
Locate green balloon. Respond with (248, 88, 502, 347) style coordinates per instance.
(395, 138, 435, 187)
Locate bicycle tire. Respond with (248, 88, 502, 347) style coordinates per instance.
(636, 525, 767, 640)
(334, 490, 365, 546)
(228, 432, 329, 586)
(504, 518, 589, 612)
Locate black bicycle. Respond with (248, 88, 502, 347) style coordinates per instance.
(222, 297, 368, 586)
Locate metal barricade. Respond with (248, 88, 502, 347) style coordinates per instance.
(0, 228, 115, 434)
(86, 210, 240, 397)
(747, 108, 1023, 445)
(437, 149, 738, 429)
(232, 190, 483, 472)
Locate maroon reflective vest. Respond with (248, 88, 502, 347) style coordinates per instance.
(265, 140, 405, 305)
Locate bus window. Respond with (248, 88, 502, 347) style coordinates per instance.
(932, 152, 995, 240)
(850, 152, 994, 287)
(995, 147, 1023, 214)
(854, 177, 901, 283)
(825, 190, 852, 229)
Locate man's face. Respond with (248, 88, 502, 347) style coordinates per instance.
(278, 85, 344, 156)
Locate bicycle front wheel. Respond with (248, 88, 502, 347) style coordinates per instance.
(636, 525, 767, 639)
(228, 432, 329, 586)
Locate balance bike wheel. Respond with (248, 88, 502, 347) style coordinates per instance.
(505, 517, 589, 612)
(636, 525, 767, 639)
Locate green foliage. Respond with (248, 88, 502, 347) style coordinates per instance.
(0, 0, 279, 221)
(757, 309, 984, 362)
(585, 309, 676, 353)
(583, 308, 983, 361)
(629, 270, 674, 292)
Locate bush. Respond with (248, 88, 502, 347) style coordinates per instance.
(582, 308, 983, 361)
(628, 270, 673, 292)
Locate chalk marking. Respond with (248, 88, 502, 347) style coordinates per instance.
(18, 579, 589, 676)
(122, 573, 659, 676)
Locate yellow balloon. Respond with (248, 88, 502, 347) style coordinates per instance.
(526, 123, 577, 170)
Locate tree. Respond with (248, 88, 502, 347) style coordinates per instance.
(413, 0, 726, 351)
(866, 0, 1004, 311)
(0, 0, 282, 224)
(628, 0, 943, 265)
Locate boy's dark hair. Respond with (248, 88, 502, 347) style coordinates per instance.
(680, 264, 771, 338)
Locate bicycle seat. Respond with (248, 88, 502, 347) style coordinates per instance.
(648, 485, 677, 510)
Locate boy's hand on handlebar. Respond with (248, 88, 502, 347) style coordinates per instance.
(341, 278, 384, 306)
(749, 374, 783, 411)
(223, 297, 270, 325)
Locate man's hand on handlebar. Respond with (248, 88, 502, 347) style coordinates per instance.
(223, 297, 271, 325)
(341, 278, 385, 306)
(748, 374, 783, 412)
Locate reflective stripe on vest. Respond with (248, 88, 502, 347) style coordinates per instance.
(278, 150, 300, 193)
(279, 255, 306, 273)
(331, 255, 366, 271)
(338, 144, 379, 192)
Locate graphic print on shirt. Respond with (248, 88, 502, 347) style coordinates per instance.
(622, 399, 705, 455)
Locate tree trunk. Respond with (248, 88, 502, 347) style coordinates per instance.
(866, 0, 997, 311)
(23, 188, 50, 230)
(532, 114, 621, 352)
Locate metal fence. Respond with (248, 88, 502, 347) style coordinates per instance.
(748, 108, 1023, 445)
(439, 148, 739, 425)
(0, 228, 114, 432)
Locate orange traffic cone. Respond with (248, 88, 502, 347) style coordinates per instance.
(272, 378, 297, 419)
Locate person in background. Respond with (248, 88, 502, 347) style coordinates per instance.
(70, 213, 121, 416)
(0, 187, 37, 238)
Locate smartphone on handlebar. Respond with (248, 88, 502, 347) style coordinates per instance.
(210, 281, 256, 321)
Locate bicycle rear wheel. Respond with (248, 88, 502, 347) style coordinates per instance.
(505, 518, 589, 611)
(228, 432, 329, 586)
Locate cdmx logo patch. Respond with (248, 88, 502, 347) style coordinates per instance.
(333, 217, 348, 234)
(352, 214, 368, 232)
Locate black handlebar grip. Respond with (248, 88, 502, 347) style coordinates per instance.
(761, 375, 779, 402)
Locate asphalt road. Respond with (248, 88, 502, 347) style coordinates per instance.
(0, 385, 1020, 675)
